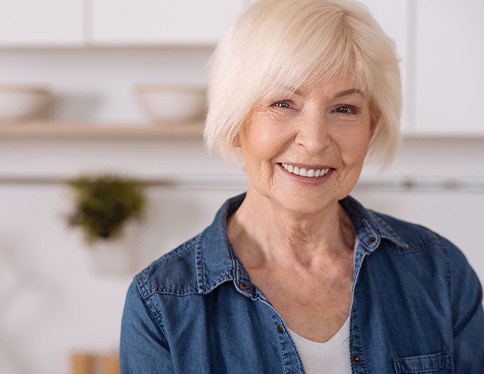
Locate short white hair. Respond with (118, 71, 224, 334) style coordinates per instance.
(204, 0, 401, 168)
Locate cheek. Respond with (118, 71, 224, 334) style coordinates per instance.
(338, 128, 372, 166)
(240, 121, 287, 162)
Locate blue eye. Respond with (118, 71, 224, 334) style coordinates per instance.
(272, 100, 292, 109)
(334, 105, 358, 114)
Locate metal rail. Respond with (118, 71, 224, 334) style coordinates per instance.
(0, 174, 484, 192)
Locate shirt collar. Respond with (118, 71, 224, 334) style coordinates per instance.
(197, 194, 251, 295)
(197, 193, 408, 294)
(339, 195, 408, 253)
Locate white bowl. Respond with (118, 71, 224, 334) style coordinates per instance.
(136, 85, 206, 123)
(0, 85, 52, 123)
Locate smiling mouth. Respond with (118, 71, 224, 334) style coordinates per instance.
(280, 163, 332, 178)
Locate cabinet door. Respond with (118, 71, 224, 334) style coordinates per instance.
(0, 0, 84, 46)
(90, 0, 247, 46)
(359, 0, 410, 134)
(415, 0, 484, 135)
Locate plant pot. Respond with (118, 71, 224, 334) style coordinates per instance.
(88, 223, 139, 277)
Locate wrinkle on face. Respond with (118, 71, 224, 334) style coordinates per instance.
(236, 76, 372, 217)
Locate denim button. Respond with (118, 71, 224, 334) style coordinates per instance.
(353, 355, 361, 364)
(276, 324, 284, 333)
(239, 283, 250, 291)
(367, 237, 376, 245)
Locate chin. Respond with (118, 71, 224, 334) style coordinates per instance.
(272, 193, 340, 216)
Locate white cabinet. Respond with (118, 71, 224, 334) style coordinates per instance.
(360, 0, 408, 71)
(359, 0, 410, 133)
(0, 0, 84, 46)
(415, 0, 484, 135)
(0, 0, 247, 47)
(90, 0, 247, 46)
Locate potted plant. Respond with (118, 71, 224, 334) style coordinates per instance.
(66, 173, 146, 274)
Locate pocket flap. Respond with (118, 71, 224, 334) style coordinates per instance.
(393, 351, 452, 373)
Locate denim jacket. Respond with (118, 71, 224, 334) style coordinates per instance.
(120, 194, 484, 373)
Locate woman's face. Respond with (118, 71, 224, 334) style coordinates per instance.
(235, 77, 376, 214)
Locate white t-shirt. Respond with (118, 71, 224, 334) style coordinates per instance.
(288, 318, 351, 374)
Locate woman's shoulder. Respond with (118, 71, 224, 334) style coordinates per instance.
(367, 208, 468, 263)
(133, 230, 206, 300)
(343, 196, 449, 253)
(367, 209, 482, 297)
(130, 195, 243, 301)
(371, 210, 440, 243)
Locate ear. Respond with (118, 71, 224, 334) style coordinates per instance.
(232, 133, 241, 148)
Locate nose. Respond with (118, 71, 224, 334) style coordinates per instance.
(295, 112, 331, 155)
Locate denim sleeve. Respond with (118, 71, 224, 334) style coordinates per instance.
(447, 241, 484, 371)
(120, 280, 174, 373)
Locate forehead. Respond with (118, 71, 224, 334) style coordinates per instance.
(301, 75, 365, 94)
(269, 72, 368, 100)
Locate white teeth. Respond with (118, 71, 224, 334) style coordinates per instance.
(281, 163, 330, 178)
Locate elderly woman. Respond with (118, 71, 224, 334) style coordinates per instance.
(120, 0, 484, 372)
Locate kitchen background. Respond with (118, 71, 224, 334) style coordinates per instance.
(0, 0, 483, 373)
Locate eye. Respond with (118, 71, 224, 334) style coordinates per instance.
(272, 100, 293, 109)
(334, 105, 359, 114)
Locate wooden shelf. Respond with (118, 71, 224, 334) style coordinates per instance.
(0, 120, 204, 139)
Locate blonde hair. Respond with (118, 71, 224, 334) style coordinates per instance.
(204, 0, 401, 168)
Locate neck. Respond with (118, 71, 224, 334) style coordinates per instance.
(228, 192, 355, 270)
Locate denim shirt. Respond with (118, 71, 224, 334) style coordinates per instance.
(120, 194, 484, 373)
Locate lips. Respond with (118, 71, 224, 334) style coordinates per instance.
(280, 163, 331, 178)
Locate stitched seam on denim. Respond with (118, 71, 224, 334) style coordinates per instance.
(442, 237, 454, 328)
(152, 288, 198, 295)
(151, 273, 234, 296)
(340, 197, 378, 232)
(286, 333, 305, 374)
(257, 298, 292, 374)
(393, 351, 452, 373)
(392, 238, 442, 256)
(196, 229, 207, 293)
(227, 240, 255, 298)
(160, 234, 201, 261)
(153, 291, 200, 299)
(274, 319, 292, 374)
(135, 234, 202, 297)
(136, 270, 154, 299)
(395, 365, 445, 372)
(349, 283, 369, 373)
(144, 292, 169, 340)
(340, 198, 396, 255)
(372, 214, 408, 247)
(201, 274, 235, 294)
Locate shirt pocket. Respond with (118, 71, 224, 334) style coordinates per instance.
(393, 351, 453, 374)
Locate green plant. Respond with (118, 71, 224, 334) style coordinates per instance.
(66, 173, 146, 245)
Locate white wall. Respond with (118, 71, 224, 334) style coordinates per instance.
(1, 49, 484, 374)
(0, 48, 212, 122)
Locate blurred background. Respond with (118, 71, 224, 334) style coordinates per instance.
(0, 0, 483, 373)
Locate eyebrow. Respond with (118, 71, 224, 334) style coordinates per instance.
(290, 87, 366, 99)
(334, 88, 365, 98)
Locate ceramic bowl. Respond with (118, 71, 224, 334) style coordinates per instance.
(136, 85, 206, 123)
(0, 85, 52, 123)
